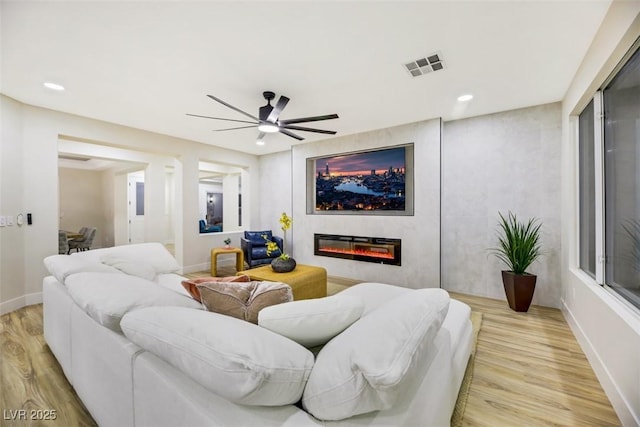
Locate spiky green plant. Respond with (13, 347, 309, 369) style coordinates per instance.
(491, 211, 542, 275)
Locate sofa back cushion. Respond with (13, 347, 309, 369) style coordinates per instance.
(44, 254, 122, 284)
(64, 272, 202, 332)
(258, 294, 364, 347)
(197, 280, 292, 324)
(244, 230, 272, 246)
(301, 288, 450, 421)
(121, 306, 314, 406)
(72, 242, 180, 275)
(101, 254, 157, 281)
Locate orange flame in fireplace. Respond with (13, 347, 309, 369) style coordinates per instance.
(319, 247, 395, 260)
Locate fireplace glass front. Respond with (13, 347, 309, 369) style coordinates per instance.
(314, 234, 401, 266)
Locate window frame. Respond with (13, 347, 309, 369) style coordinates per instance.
(578, 38, 640, 312)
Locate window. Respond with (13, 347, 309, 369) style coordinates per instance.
(579, 99, 596, 277)
(603, 45, 640, 308)
(579, 41, 640, 310)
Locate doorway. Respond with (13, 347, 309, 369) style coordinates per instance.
(128, 171, 145, 244)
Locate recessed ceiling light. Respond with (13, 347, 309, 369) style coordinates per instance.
(256, 139, 265, 146)
(43, 82, 65, 91)
(257, 123, 279, 133)
(457, 94, 473, 102)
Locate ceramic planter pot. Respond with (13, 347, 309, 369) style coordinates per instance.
(501, 270, 537, 312)
(271, 257, 296, 273)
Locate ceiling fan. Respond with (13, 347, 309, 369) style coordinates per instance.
(187, 91, 339, 141)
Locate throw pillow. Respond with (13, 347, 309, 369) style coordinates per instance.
(197, 280, 292, 324)
(181, 274, 251, 302)
(258, 294, 364, 347)
(302, 288, 450, 421)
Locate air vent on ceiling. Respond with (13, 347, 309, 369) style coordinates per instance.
(404, 52, 445, 77)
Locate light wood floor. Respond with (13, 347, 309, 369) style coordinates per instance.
(0, 277, 620, 426)
(1, 304, 96, 426)
(450, 292, 620, 427)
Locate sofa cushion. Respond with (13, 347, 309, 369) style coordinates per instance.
(121, 306, 314, 406)
(338, 282, 412, 316)
(181, 274, 251, 302)
(154, 273, 194, 298)
(43, 254, 122, 284)
(64, 272, 202, 332)
(71, 242, 181, 274)
(197, 281, 292, 324)
(301, 288, 450, 421)
(258, 294, 364, 347)
(244, 230, 272, 246)
(101, 254, 157, 281)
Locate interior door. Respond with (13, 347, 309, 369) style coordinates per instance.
(128, 172, 145, 244)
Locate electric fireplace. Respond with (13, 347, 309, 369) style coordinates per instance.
(314, 234, 401, 266)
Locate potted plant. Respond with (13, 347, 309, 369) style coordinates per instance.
(223, 238, 231, 249)
(265, 212, 295, 273)
(491, 211, 542, 312)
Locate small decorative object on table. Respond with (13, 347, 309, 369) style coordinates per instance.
(223, 238, 231, 249)
(266, 212, 295, 273)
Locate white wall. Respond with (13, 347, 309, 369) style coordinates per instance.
(561, 3, 640, 425)
(0, 95, 27, 313)
(258, 150, 293, 251)
(442, 103, 562, 308)
(0, 96, 260, 312)
(290, 119, 441, 288)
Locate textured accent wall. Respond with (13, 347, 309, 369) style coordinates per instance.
(290, 118, 441, 289)
(441, 103, 562, 308)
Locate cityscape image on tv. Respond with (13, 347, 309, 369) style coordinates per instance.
(315, 146, 406, 211)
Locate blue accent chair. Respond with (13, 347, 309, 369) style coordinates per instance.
(241, 230, 283, 268)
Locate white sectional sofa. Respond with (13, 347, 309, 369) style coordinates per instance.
(42, 243, 473, 427)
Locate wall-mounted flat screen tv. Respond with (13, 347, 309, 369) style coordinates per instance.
(306, 143, 414, 215)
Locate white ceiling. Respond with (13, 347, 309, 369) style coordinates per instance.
(1, 1, 611, 155)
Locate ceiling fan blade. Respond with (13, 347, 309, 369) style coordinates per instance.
(207, 94, 260, 121)
(279, 114, 339, 125)
(281, 125, 337, 135)
(279, 128, 304, 141)
(186, 113, 257, 125)
(267, 96, 290, 123)
(212, 125, 257, 132)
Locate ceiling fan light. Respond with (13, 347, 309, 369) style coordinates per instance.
(43, 81, 65, 91)
(256, 139, 265, 146)
(258, 123, 279, 133)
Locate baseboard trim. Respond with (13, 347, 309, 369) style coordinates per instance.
(562, 301, 639, 426)
(181, 257, 236, 275)
(0, 292, 42, 316)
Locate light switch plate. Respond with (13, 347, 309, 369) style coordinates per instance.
(6, 215, 14, 226)
(0, 216, 5, 226)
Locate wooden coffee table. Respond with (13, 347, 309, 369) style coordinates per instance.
(239, 264, 327, 300)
